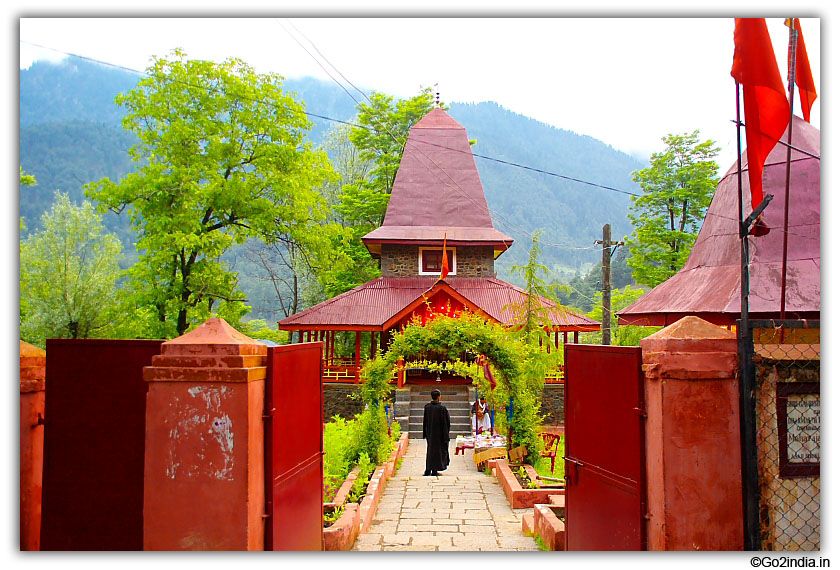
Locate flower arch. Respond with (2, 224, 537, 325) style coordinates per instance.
(360, 312, 543, 462)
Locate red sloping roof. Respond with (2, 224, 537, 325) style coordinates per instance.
(618, 116, 820, 327)
(277, 277, 598, 331)
(361, 108, 513, 248)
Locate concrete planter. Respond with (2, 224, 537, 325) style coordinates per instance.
(360, 433, 409, 533)
(324, 433, 409, 551)
(533, 498, 566, 550)
(323, 503, 361, 551)
(489, 459, 565, 509)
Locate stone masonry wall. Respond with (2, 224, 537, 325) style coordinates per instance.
(380, 244, 495, 278)
(323, 384, 396, 420)
(456, 246, 495, 277)
(380, 244, 417, 277)
(540, 384, 565, 425)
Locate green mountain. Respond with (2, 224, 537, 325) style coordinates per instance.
(19, 57, 642, 318)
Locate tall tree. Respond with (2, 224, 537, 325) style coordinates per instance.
(20, 191, 123, 347)
(86, 50, 336, 337)
(625, 131, 719, 288)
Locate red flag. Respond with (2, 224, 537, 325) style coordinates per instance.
(438, 233, 450, 281)
(785, 18, 817, 123)
(731, 18, 791, 210)
(483, 361, 496, 391)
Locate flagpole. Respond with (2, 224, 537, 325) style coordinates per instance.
(779, 19, 799, 338)
(735, 78, 760, 551)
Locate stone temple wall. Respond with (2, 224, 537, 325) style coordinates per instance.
(380, 244, 495, 278)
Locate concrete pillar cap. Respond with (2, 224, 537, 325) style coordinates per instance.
(645, 316, 735, 341)
(161, 318, 268, 356)
(20, 340, 46, 393)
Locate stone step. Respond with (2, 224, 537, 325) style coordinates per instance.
(408, 418, 470, 431)
(407, 431, 471, 439)
(408, 404, 470, 415)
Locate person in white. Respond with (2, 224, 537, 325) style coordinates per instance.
(471, 396, 492, 435)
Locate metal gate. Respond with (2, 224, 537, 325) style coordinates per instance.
(40, 339, 164, 550)
(264, 342, 324, 551)
(563, 344, 647, 551)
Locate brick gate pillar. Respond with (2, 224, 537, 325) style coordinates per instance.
(20, 341, 46, 551)
(640, 316, 743, 551)
(143, 318, 267, 551)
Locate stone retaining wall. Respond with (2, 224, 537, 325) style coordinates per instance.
(540, 384, 565, 425)
(324, 384, 397, 420)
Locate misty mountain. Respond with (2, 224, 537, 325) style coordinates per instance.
(19, 56, 643, 316)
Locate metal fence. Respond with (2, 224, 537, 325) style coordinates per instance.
(739, 319, 820, 551)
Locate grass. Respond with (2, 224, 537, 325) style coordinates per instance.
(534, 534, 550, 551)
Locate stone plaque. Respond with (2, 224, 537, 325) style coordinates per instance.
(786, 394, 820, 463)
(777, 383, 820, 478)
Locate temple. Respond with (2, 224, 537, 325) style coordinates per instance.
(278, 107, 599, 385)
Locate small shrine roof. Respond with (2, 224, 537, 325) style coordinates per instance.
(277, 277, 599, 332)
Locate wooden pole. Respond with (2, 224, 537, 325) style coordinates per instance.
(601, 224, 612, 345)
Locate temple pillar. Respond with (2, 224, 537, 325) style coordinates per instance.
(640, 316, 742, 550)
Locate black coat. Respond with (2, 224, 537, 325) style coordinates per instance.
(423, 400, 451, 471)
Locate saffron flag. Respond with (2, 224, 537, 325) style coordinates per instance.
(785, 18, 817, 123)
(483, 361, 497, 391)
(438, 233, 450, 281)
(731, 18, 791, 211)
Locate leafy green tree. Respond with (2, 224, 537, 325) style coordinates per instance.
(86, 50, 336, 337)
(626, 131, 719, 288)
(20, 191, 123, 347)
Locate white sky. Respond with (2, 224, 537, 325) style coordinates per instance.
(16, 11, 820, 167)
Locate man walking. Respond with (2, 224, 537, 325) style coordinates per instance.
(422, 388, 450, 476)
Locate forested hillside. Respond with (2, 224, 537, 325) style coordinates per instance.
(19, 57, 643, 321)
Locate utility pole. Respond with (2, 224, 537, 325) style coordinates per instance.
(595, 224, 623, 345)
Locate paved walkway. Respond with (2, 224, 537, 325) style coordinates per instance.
(353, 439, 539, 551)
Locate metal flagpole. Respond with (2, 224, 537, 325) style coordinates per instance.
(735, 80, 761, 551)
(779, 20, 799, 340)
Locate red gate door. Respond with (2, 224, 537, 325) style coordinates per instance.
(264, 343, 323, 551)
(40, 339, 164, 550)
(564, 344, 647, 551)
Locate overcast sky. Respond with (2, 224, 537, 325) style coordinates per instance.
(18, 13, 820, 169)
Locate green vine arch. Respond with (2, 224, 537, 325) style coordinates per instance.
(360, 312, 545, 462)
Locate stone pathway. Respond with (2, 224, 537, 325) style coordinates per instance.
(352, 440, 539, 551)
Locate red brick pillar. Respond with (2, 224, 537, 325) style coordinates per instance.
(640, 316, 743, 550)
(143, 318, 267, 550)
(20, 341, 46, 551)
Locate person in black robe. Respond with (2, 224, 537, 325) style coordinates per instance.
(422, 388, 451, 476)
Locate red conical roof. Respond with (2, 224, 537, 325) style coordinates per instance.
(362, 108, 513, 256)
(618, 116, 820, 326)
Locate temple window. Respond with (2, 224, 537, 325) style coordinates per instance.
(419, 247, 456, 276)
